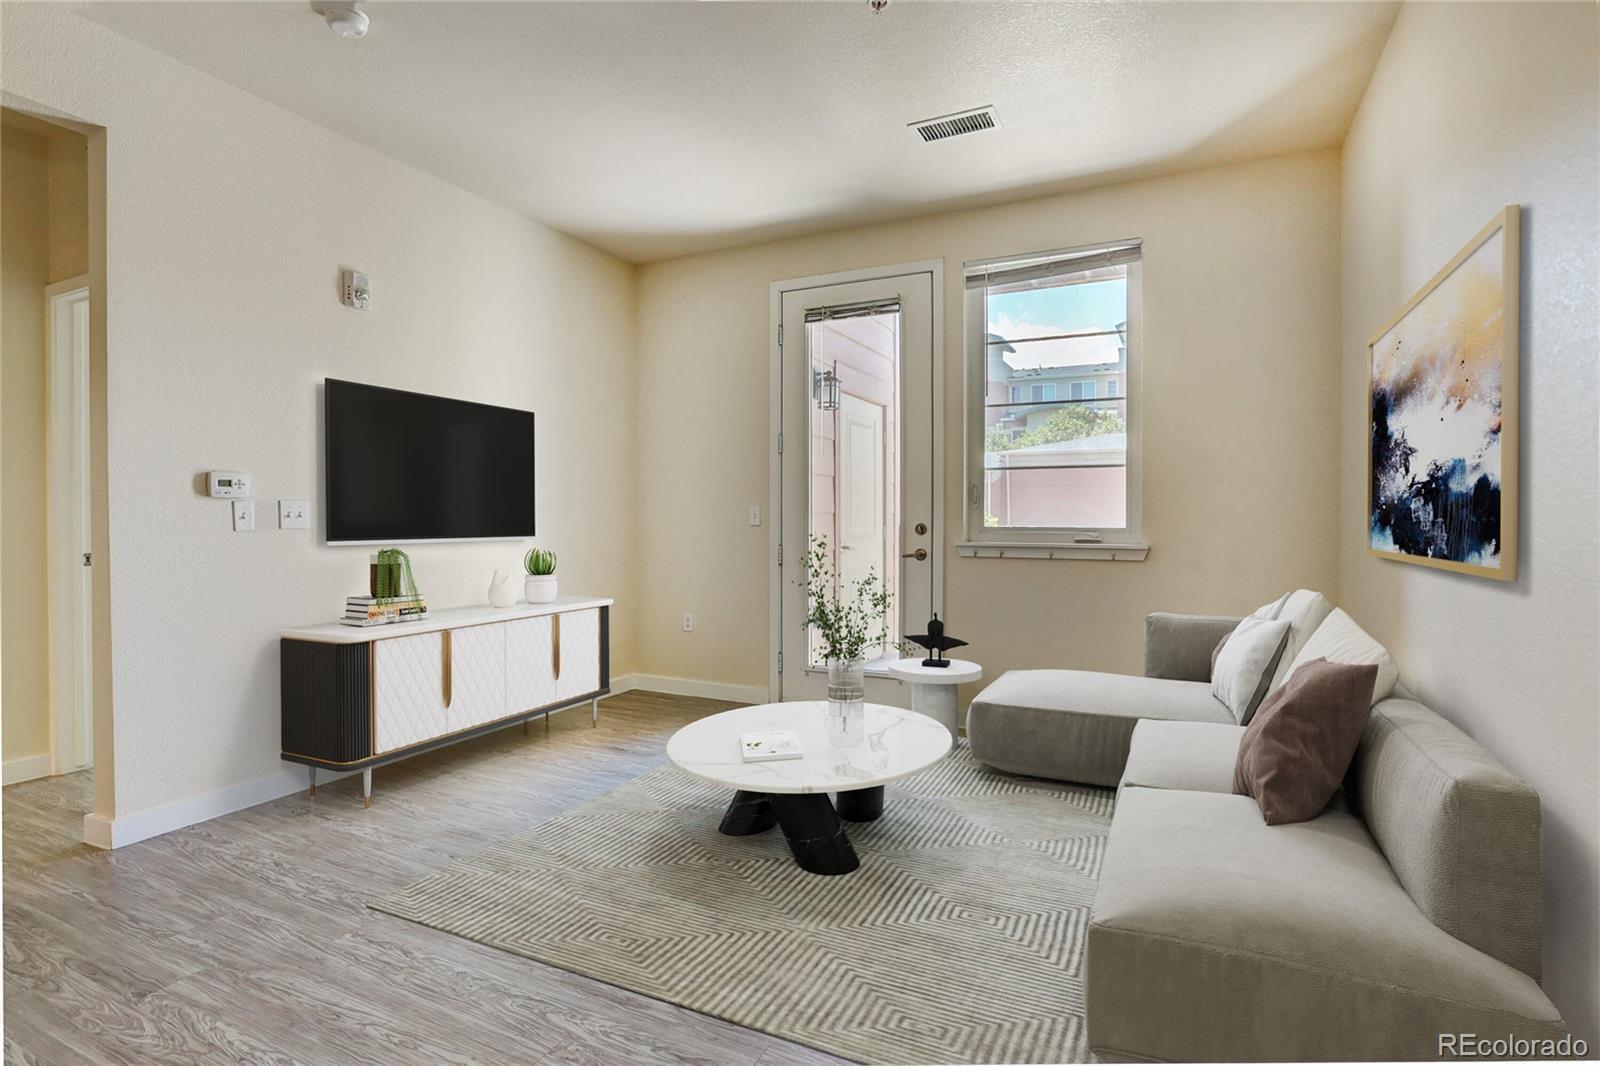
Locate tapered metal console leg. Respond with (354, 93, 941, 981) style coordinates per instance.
(308, 766, 316, 796)
(835, 785, 884, 823)
(770, 794, 859, 875)
(591, 697, 599, 727)
(719, 790, 777, 836)
(362, 767, 372, 809)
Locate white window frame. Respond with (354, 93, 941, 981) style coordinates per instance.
(960, 241, 1146, 561)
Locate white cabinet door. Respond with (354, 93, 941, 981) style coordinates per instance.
(505, 616, 557, 715)
(373, 631, 446, 754)
(447, 623, 507, 732)
(553, 609, 601, 702)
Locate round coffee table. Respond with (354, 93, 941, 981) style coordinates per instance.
(886, 658, 982, 739)
(666, 701, 951, 876)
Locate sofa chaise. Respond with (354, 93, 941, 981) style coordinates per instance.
(965, 595, 1569, 1061)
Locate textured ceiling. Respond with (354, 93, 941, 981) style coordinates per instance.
(76, 1, 1398, 262)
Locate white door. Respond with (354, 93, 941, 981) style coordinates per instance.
(776, 265, 940, 703)
(837, 393, 887, 630)
(46, 279, 93, 774)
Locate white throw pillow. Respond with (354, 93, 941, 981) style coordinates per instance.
(1285, 607, 1400, 706)
(1266, 589, 1335, 691)
(1211, 617, 1292, 725)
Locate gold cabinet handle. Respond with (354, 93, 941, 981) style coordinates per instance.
(442, 630, 453, 708)
(551, 613, 562, 681)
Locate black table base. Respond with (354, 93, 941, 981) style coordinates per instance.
(716, 787, 883, 875)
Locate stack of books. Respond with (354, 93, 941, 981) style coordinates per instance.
(340, 595, 430, 627)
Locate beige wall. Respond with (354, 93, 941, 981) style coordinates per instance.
(636, 150, 1343, 693)
(1, 7, 640, 821)
(2, 122, 52, 767)
(1338, 2, 1598, 1035)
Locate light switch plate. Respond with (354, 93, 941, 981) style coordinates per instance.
(231, 499, 255, 532)
(278, 499, 310, 530)
(748, 505, 761, 527)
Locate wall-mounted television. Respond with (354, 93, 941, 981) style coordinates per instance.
(325, 379, 535, 544)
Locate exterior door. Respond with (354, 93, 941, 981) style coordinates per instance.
(776, 266, 939, 703)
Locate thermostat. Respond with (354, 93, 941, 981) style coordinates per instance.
(207, 471, 251, 498)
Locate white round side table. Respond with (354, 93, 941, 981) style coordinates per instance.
(886, 658, 982, 739)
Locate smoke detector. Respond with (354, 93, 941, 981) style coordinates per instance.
(323, 3, 369, 38)
(909, 106, 1000, 143)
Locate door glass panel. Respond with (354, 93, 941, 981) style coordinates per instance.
(807, 311, 901, 668)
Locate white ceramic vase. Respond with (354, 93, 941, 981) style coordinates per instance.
(488, 570, 518, 608)
(524, 574, 558, 604)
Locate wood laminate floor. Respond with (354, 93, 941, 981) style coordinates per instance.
(2, 690, 851, 1066)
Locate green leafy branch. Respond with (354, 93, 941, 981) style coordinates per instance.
(801, 533, 891, 663)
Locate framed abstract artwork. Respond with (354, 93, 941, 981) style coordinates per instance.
(1367, 205, 1519, 581)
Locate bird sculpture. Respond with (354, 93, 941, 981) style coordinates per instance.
(904, 613, 967, 667)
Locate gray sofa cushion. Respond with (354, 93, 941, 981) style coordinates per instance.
(968, 670, 1231, 787)
(1349, 696, 1544, 981)
(1087, 787, 1566, 1062)
(1144, 613, 1241, 682)
(1119, 719, 1245, 795)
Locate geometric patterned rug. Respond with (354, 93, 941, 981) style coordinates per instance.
(371, 744, 1113, 1065)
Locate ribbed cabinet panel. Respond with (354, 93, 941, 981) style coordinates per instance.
(281, 640, 371, 762)
(374, 631, 447, 753)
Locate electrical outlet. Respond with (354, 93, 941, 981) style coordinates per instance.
(231, 499, 255, 532)
(682, 612, 695, 633)
(278, 499, 310, 530)
(748, 505, 761, 527)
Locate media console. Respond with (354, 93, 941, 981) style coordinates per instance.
(280, 596, 612, 805)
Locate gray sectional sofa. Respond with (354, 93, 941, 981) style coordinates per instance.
(966, 606, 1569, 1062)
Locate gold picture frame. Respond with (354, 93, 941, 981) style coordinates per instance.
(1366, 205, 1519, 581)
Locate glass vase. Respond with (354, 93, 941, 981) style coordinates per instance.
(826, 657, 865, 747)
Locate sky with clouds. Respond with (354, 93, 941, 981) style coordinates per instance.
(987, 278, 1126, 369)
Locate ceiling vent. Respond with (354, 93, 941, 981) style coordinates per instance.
(909, 106, 999, 143)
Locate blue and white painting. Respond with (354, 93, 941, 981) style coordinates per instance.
(1369, 216, 1513, 578)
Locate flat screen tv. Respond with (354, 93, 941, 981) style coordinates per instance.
(325, 379, 534, 544)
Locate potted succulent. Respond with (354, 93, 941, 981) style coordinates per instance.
(802, 533, 891, 746)
(523, 547, 558, 604)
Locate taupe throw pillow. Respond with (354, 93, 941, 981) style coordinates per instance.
(1232, 657, 1379, 825)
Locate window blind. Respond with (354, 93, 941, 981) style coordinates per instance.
(965, 240, 1141, 290)
(803, 299, 901, 323)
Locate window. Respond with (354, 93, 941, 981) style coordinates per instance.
(963, 239, 1143, 556)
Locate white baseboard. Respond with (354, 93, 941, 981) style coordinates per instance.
(79, 676, 755, 850)
(614, 672, 768, 705)
(2, 754, 54, 787)
(83, 764, 353, 850)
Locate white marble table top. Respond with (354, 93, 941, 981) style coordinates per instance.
(886, 658, 982, 685)
(666, 701, 952, 795)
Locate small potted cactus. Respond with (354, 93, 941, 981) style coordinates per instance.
(523, 547, 558, 604)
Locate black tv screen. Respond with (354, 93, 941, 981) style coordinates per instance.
(325, 379, 534, 543)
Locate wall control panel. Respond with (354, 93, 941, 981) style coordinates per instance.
(208, 471, 251, 498)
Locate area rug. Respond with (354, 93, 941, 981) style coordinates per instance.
(372, 746, 1114, 1065)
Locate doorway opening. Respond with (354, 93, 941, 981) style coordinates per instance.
(2, 105, 100, 845)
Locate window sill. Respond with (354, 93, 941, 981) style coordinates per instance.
(956, 541, 1149, 561)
